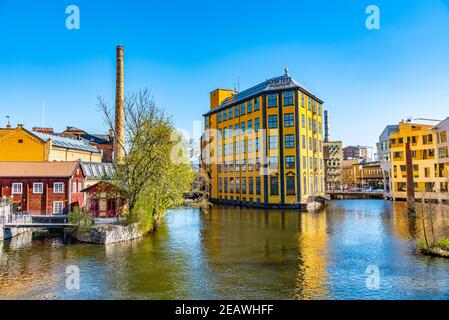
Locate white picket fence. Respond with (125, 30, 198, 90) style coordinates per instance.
(0, 203, 11, 225)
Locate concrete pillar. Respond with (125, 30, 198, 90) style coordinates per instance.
(114, 46, 125, 163)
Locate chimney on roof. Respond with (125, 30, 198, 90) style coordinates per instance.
(33, 127, 54, 134)
(114, 45, 125, 164)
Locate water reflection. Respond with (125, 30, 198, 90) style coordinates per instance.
(0, 200, 449, 299)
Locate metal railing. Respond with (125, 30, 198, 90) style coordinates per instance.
(0, 206, 32, 225)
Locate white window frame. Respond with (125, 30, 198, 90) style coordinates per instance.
(12, 183, 23, 194)
(33, 182, 44, 194)
(72, 182, 77, 193)
(53, 182, 64, 194)
(53, 201, 64, 214)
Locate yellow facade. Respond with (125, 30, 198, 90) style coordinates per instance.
(390, 120, 448, 202)
(202, 73, 325, 208)
(0, 125, 102, 163)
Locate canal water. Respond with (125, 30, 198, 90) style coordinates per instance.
(1, 200, 449, 300)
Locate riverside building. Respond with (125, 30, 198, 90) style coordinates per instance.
(201, 69, 325, 208)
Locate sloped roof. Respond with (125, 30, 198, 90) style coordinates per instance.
(432, 117, 449, 130)
(80, 162, 115, 180)
(203, 73, 323, 116)
(0, 161, 80, 178)
(32, 131, 100, 153)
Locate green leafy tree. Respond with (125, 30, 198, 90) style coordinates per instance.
(99, 89, 194, 233)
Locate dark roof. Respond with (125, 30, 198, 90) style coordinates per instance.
(203, 73, 323, 117)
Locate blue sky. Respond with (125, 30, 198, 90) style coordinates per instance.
(1, 0, 449, 149)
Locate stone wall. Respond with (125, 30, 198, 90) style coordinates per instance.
(0, 227, 29, 241)
(73, 223, 143, 244)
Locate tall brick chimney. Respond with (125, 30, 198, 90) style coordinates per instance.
(114, 45, 125, 163)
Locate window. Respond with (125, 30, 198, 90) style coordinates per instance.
(224, 178, 228, 192)
(269, 136, 278, 149)
(241, 159, 246, 171)
(234, 124, 239, 137)
(303, 156, 307, 168)
(270, 176, 279, 195)
(12, 183, 23, 194)
(234, 106, 239, 117)
(283, 91, 293, 105)
(249, 177, 254, 194)
(240, 122, 246, 135)
(54, 182, 64, 194)
(217, 112, 222, 123)
(33, 182, 43, 194)
(53, 201, 64, 214)
(269, 156, 279, 169)
(285, 156, 295, 168)
(247, 120, 253, 133)
(235, 142, 239, 155)
(268, 94, 277, 107)
(285, 135, 294, 148)
(228, 108, 233, 120)
(235, 160, 240, 171)
(284, 113, 294, 127)
(72, 182, 77, 193)
(302, 135, 306, 149)
(242, 177, 247, 194)
(248, 139, 253, 153)
(255, 138, 260, 152)
(301, 94, 305, 107)
(268, 115, 278, 128)
(240, 103, 246, 116)
(301, 114, 305, 128)
(256, 177, 261, 195)
(235, 177, 240, 193)
(241, 140, 246, 153)
(255, 157, 261, 171)
(254, 97, 260, 111)
(303, 176, 307, 194)
(230, 178, 234, 193)
(255, 118, 260, 132)
(223, 110, 227, 121)
(218, 145, 222, 157)
(247, 100, 252, 113)
(286, 176, 295, 195)
(248, 158, 254, 171)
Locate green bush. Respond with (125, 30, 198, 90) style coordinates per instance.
(68, 207, 94, 227)
(435, 238, 449, 251)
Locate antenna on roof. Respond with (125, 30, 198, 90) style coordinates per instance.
(284, 67, 289, 76)
(5, 115, 10, 128)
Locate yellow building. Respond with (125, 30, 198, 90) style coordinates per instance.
(389, 118, 448, 201)
(201, 70, 325, 208)
(0, 124, 102, 163)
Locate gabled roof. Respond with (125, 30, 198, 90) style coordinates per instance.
(203, 72, 323, 116)
(0, 161, 81, 178)
(32, 131, 100, 153)
(63, 126, 86, 134)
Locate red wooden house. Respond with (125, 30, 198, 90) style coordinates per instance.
(0, 161, 85, 215)
(81, 182, 126, 217)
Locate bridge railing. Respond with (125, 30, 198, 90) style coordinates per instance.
(0, 211, 32, 225)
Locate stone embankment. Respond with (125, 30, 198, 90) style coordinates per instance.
(0, 227, 29, 241)
(73, 223, 143, 244)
